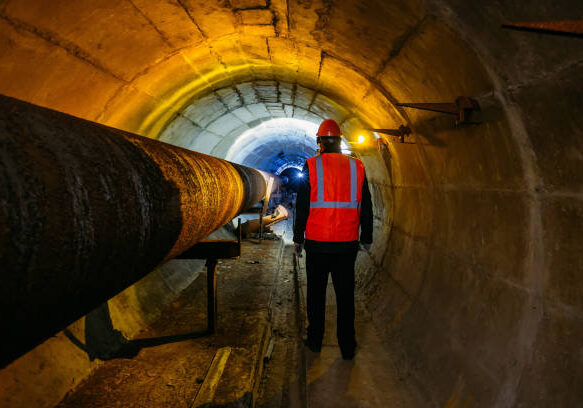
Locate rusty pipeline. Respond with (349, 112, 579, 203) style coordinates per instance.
(0, 95, 277, 367)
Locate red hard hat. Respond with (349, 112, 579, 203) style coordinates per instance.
(317, 119, 342, 137)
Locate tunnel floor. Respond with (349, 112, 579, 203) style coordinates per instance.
(302, 281, 423, 407)
(55, 226, 422, 407)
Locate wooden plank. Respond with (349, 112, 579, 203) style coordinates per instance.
(192, 347, 232, 407)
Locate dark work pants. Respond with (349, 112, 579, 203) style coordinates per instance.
(305, 250, 358, 353)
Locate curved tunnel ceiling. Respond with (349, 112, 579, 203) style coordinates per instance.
(0, 0, 582, 406)
(157, 79, 357, 172)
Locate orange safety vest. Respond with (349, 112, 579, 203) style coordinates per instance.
(305, 153, 365, 242)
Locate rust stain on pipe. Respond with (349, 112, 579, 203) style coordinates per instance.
(0, 95, 272, 367)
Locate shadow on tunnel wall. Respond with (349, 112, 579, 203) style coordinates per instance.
(63, 301, 208, 361)
(63, 303, 139, 361)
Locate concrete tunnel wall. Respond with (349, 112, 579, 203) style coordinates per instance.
(0, 0, 582, 406)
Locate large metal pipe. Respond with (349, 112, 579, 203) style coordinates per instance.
(0, 95, 275, 367)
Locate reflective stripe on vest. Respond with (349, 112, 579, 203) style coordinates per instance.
(305, 153, 364, 242)
(311, 156, 360, 209)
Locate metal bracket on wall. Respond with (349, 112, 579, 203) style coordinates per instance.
(502, 20, 583, 38)
(396, 96, 480, 125)
(370, 125, 412, 147)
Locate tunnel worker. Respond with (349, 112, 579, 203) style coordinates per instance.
(293, 119, 373, 360)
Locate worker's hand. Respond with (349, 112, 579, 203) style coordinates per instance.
(294, 242, 304, 258)
(359, 242, 372, 252)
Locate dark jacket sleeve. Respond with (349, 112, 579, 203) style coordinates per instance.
(293, 162, 310, 244)
(359, 176, 373, 244)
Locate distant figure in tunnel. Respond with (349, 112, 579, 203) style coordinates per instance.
(293, 119, 373, 360)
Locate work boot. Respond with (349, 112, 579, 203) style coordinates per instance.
(340, 341, 357, 360)
(341, 348, 355, 360)
(304, 338, 322, 353)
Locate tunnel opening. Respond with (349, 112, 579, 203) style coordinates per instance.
(279, 166, 303, 192)
(225, 118, 318, 172)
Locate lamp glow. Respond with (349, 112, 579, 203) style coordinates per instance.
(357, 135, 366, 143)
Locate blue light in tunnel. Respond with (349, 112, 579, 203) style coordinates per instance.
(297, 172, 304, 179)
(225, 118, 353, 173)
